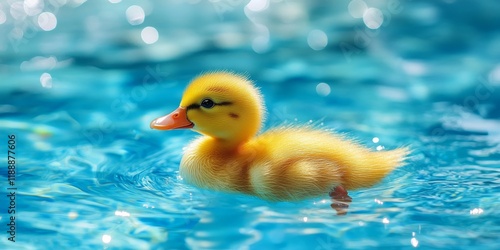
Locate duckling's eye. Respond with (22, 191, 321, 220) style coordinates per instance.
(200, 99, 215, 109)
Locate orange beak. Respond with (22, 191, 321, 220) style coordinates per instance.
(150, 107, 194, 130)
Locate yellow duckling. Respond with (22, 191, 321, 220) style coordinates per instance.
(150, 72, 408, 203)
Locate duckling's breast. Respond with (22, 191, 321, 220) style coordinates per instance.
(179, 137, 255, 194)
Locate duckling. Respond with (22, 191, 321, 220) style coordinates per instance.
(150, 72, 408, 206)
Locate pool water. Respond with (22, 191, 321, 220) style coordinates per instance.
(1, 0, 500, 249)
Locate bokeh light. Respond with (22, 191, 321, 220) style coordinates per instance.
(348, 0, 367, 18)
(315, 82, 331, 96)
(40, 73, 53, 88)
(470, 208, 484, 215)
(126, 5, 145, 25)
(24, 0, 44, 16)
(141, 26, 159, 44)
(411, 232, 419, 247)
(114, 210, 130, 217)
(38, 12, 57, 31)
(102, 234, 112, 244)
(10, 1, 27, 20)
(307, 29, 328, 50)
(363, 7, 383, 29)
(246, 0, 270, 12)
(68, 211, 78, 219)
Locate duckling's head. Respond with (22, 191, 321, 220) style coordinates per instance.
(151, 72, 264, 145)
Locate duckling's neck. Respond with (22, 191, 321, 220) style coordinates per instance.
(202, 127, 258, 152)
(210, 137, 249, 152)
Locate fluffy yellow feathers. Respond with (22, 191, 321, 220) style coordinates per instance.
(150, 72, 408, 202)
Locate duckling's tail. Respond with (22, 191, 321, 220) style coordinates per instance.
(342, 147, 410, 190)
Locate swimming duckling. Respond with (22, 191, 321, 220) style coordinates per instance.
(151, 72, 408, 211)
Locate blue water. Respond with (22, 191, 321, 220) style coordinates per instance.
(1, 0, 500, 249)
